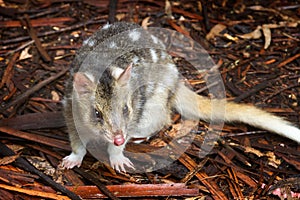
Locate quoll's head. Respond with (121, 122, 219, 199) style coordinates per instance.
(73, 63, 134, 146)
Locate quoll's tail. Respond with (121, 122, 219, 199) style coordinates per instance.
(174, 83, 300, 143)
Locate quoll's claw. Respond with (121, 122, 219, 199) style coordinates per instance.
(62, 153, 84, 169)
(110, 154, 135, 172)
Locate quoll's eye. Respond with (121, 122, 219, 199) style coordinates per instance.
(123, 105, 129, 116)
(95, 109, 103, 123)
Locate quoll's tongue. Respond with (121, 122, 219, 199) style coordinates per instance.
(114, 134, 125, 146)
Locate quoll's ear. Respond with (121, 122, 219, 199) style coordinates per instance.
(112, 63, 132, 86)
(73, 72, 96, 95)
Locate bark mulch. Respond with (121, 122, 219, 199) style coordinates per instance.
(0, 0, 299, 199)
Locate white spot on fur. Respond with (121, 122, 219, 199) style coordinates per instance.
(132, 56, 139, 64)
(102, 23, 111, 30)
(155, 84, 167, 93)
(111, 67, 124, 80)
(161, 51, 167, 59)
(150, 49, 158, 62)
(61, 99, 67, 106)
(109, 42, 116, 48)
(151, 35, 159, 44)
(83, 38, 96, 47)
(83, 38, 89, 45)
(167, 63, 177, 72)
(129, 30, 141, 41)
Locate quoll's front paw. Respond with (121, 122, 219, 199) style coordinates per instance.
(62, 152, 84, 169)
(109, 154, 135, 172)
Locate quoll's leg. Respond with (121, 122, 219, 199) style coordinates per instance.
(107, 142, 135, 172)
(62, 145, 87, 169)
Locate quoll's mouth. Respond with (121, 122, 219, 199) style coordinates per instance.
(113, 134, 125, 146)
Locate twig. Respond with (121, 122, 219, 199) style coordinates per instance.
(162, 133, 228, 200)
(277, 53, 300, 68)
(0, 19, 106, 46)
(5, 40, 34, 56)
(0, 142, 81, 200)
(0, 52, 19, 89)
(180, 157, 208, 183)
(233, 75, 278, 103)
(23, 15, 51, 62)
(73, 168, 121, 200)
(29, 183, 199, 198)
(0, 184, 71, 200)
(108, 0, 118, 23)
(0, 126, 70, 151)
(262, 83, 300, 103)
(1, 67, 69, 112)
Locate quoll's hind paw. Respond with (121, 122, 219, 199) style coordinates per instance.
(62, 153, 84, 169)
(110, 154, 135, 172)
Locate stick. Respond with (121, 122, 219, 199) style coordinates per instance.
(1, 67, 69, 112)
(0, 142, 81, 200)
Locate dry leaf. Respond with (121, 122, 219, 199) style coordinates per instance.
(165, 0, 173, 19)
(248, 5, 268, 11)
(0, 154, 20, 165)
(279, 21, 298, 27)
(266, 151, 281, 168)
(19, 47, 32, 60)
(263, 24, 280, 29)
(262, 25, 271, 49)
(223, 33, 239, 41)
(197, 1, 202, 13)
(70, 30, 80, 38)
(7, 144, 24, 152)
(238, 26, 262, 39)
(141, 17, 152, 29)
(115, 13, 126, 21)
(237, 21, 299, 49)
(56, 50, 65, 56)
(206, 24, 227, 40)
(51, 91, 60, 101)
(244, 146, 264, 157)
(239, 146, 281, 168)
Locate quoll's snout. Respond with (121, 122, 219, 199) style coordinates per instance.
(113, 131, 125, 146)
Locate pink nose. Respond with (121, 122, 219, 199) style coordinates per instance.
(113, 134, 125, 146)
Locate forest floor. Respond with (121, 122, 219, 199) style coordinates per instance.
(0, 0, 300, 199)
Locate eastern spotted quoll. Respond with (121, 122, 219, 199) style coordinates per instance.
(62, 22, 300, 172)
